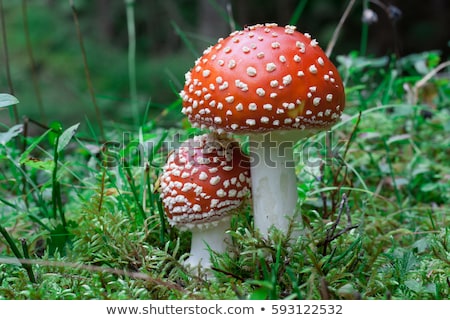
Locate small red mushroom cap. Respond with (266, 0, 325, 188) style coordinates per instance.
(180, 23, 345, 134)
(159, 134, 251, 230)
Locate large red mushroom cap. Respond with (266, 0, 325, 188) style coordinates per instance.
(159, 134, 251, 230)
(180, 23, 345, 134)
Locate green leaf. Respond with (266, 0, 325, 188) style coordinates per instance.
(57, 123, 80, 153)
(249, 287, 270, 300)
(19, 129, 51, 164)
(48, 121, 63, 146)
(21, 158, 54, 171)
(404, 279, 422, 293)
(0, 124, 23, 145)
(0, 94, 19, 108)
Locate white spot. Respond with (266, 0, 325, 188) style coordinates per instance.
(261, 116, 269, 124)
(306, 110, 313, 115)
(270, 80, 279, 87)
(270, 92, 278, 98)
(309, 64, 318, 74)
(247, 66, 257, 77)
(282, 75, 293, 86)
(225, 96, 235, 103)
(256, 88, 266, 96)
(297, 71, 305, 77)
(248, 103, 258, 111)
(273, 120, 280, 126)
(210, 176, 221, 185)
(218, 59, 225, 66)
(326, 94, 333, 102)
(257, 52, 265, 59)
(202, 70, 211, 77)
(216, 76, 223, 84)
(279, 55, 286, 63)
(272, 41, 280, 49)
(266, 63, 277, 72)
(226, 110, 232, 116)
(192, 204, 202, 212)
(294, 55, 301, 62)
(199, 172, 208, 180)
(311, 39, 319, 47)
(263, 103, 273, 110)
(296, 41, 306, 53)
(224, 47, 231, 53)
(246, 119, 256, 126)
(181, 183, 194, 192)
(214, 116, 222, 124)
(313, 97, 321, 106)
(228, 59, 237, 69)
(230, 124, 239, 130)
(242, 46, 251, 53)
(216, 189, 227, 197)
(219, 82, 229, 90)
(317, 57, 325, 66)
(235, 103, 244, 111)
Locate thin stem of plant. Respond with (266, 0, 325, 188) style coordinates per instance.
(326, 0, 356, 57)
(0, 0, 19, 124)
(125, 0, 139, 126)
(22, 0, 45, 122)
(69, 0, 105, 140)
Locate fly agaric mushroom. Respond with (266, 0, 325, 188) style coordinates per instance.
(180, 23, 345, 237)
(159, 133, 251, 269)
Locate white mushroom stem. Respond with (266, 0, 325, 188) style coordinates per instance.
(184, 218, 231, 269)
(249, 131, 307, 237)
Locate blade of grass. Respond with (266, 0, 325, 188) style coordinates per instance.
(289, 0, 309, 26)
(0, 0, 18, 124)
(20, 238, 36, 283)
(0, 223, 36, 283)
(21, 0, 45, 122)
(123, 161, 147, 222)
(125, 0, 139, 126)
(69, 0, 105, 140)
(382, 138, 403, 208)
(52, 132, 67, 228)
(171, 20, 199, 58)
(326, 0, 356, 57)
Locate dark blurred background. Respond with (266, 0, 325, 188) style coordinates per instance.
(0, 0, 449, 128)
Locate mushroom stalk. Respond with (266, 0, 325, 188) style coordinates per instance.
(185, 218, 230, 268)
(249, 131, 302, 237)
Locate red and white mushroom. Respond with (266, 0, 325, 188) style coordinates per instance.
(159, 133, 251, 268)
(180, 23, 345, 237)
